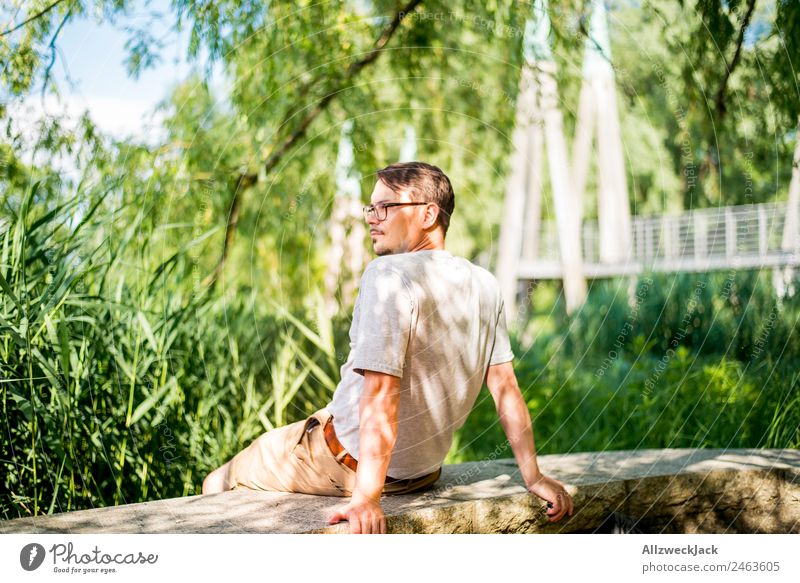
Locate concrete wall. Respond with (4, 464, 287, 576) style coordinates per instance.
(1, 448, 797, 534)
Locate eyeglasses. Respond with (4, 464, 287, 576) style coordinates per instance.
(362, 201, 429, 222)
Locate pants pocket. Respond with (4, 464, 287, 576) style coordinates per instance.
(299, 416, 320, 441)
(291, 415, 321, 461)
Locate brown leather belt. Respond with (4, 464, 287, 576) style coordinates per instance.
(318, 416, 407, 484)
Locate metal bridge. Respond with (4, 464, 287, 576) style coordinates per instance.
(519, 201, 800, 280)
(496, 0, 800, 318)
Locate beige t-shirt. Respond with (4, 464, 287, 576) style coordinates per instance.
(326, 249, 514, 479)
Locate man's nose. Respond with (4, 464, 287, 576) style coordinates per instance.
(366, 211, 379, 225)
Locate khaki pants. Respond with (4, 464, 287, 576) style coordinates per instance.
(227, 408, 441, 497)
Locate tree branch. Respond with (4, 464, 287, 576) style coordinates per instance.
(41, 3, 73, 97)
(0, 0, 70, 37)
(260, 0, 422, 177)
(201, 172, 258, 289)
(204, 0, 423, 290)
(714, 0, 757, 121)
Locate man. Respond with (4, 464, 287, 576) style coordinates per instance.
(202, 161, 574, 533)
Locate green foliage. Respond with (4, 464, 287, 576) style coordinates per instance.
(451, 272, 800, 463)
(2, 0, 799, 517)
(602, 0, 797, 212)
(563, 270, 800, 361)
(0, 181, 345, 519)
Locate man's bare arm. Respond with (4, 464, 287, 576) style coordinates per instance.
(327, 369, 400, 533)
(484, 361, 543, 487)
(485, 361, 574, 522)
(353, 370, 401, 503)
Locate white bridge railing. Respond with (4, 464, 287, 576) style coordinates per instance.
(519, 201, 800, 279)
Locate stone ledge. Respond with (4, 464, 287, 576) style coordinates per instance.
(1, 448, 798, 534)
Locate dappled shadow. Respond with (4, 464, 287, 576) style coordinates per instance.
(343, 251, 512, 479)
(1, 448, 797, 534)
(0, 489, 356, 534)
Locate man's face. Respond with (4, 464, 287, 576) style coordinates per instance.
(366, 180, 426, 256)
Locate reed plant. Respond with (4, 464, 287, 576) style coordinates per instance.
(4, 181, 796, 517)
(1, 182, 344, 518)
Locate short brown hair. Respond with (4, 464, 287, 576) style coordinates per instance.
(376, 161, 455, 235)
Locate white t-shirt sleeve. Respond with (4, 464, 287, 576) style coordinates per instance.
(488, 295, 515, 365)
(351, 266, 415, 378)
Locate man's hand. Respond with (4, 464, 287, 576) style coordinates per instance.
(327, 497, 387, 534)
(527, 473, 574, 523)
(326, 369, 398, 534)
(485, 362, 574, 523)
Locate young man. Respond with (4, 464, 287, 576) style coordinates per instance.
(202, 161, 573, 533)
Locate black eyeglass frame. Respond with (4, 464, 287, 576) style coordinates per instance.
(362, 201, 449, 222)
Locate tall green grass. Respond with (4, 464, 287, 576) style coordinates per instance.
(3, 181, 797, 517)
(451, 272, 800, 463)
(1, 183, 345, 519)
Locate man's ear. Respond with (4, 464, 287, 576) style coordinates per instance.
(423, 205, 439, 230)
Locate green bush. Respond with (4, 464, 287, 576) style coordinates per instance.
(451, 272, 800, 463)
(4, 181, 797, 516)
(0, 183, 342, 519)
(564, 270, 800, 362)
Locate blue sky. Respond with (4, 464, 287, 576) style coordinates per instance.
(32, 0, 222, 139)
(55, 6, 190, 104)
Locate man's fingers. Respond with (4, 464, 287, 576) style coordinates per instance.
(546, 498, 566, 522)
(564, 492, 573, 517)
(547, 503, 560, 521)
(332, 505, 388, 534)
(345, 514, 386, 534)
(370, 516, 382, 534)
(555, 505, 567, 522)
(327, 510, 345, 525)
(558, 500, 568, 521)
(548, 505, 564, 522)
(548, 495, 573, 522)
(349, 515, 362, 534)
